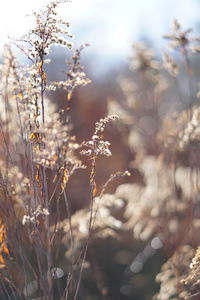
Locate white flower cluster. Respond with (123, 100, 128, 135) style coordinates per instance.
(93, 138, 112, 157)
(22, 205, 49, 225)
(94, 115, 119, 134)
(130, 42, 160, 72)
(178, 106, 200, 150)
(81, 115, 119, 158)
(52, 44, 91, 95)
(16, 0, 73, 61)
(163, 19, 200, 51)
(162, 53, 179, 77)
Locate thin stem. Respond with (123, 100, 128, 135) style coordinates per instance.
(73, 148, 97, 300)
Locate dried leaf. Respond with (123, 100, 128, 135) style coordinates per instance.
(92, 182, 97, 197)
(0, 220, 9, 269)
(61, 169, 69, 192)
(42, 71, 47, 85)
(67, 91, 72, 101)
(29, 132, 40, 142)
(38, 61, 43, 74)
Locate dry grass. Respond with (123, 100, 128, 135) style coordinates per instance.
(0, 3, 200, 300)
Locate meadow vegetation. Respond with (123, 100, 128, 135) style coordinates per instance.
(0, 1, 200, 299)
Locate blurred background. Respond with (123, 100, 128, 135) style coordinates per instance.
(1, 1, 200, 299)
(0, 0, 200, 76)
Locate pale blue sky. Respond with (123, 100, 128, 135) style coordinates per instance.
(0, 0, 199, 75)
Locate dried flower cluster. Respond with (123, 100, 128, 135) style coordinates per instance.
(182, 247, 200, 298)
(107, 19, 200, 299)
(22, 205, 50, 225)
(163, 19, 200, 52)
(154, 245, 194, 300)
(53, 44, 91, 101)
(116, 156, 194, 242)
(0, 3, 200, 299)
(0, 2, 131, 299)
(130, 42, 160, 72)
(16, 0, 73, 61)
(162, 53, 179, 77)
(81, 115, 119, 158)
(108, 42, 168, 156)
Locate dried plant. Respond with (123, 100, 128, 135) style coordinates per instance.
(163, 19, 200, 53)
(52, 44, 91, 103)
(154, 245, 195, 300)
(0, 2, 200, 299)
(0, 1, 131, 299)
(107, 19, 200, 300)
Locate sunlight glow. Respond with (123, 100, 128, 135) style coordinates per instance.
(0, 0, 90, 51)
(0, 0, 199, 71)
